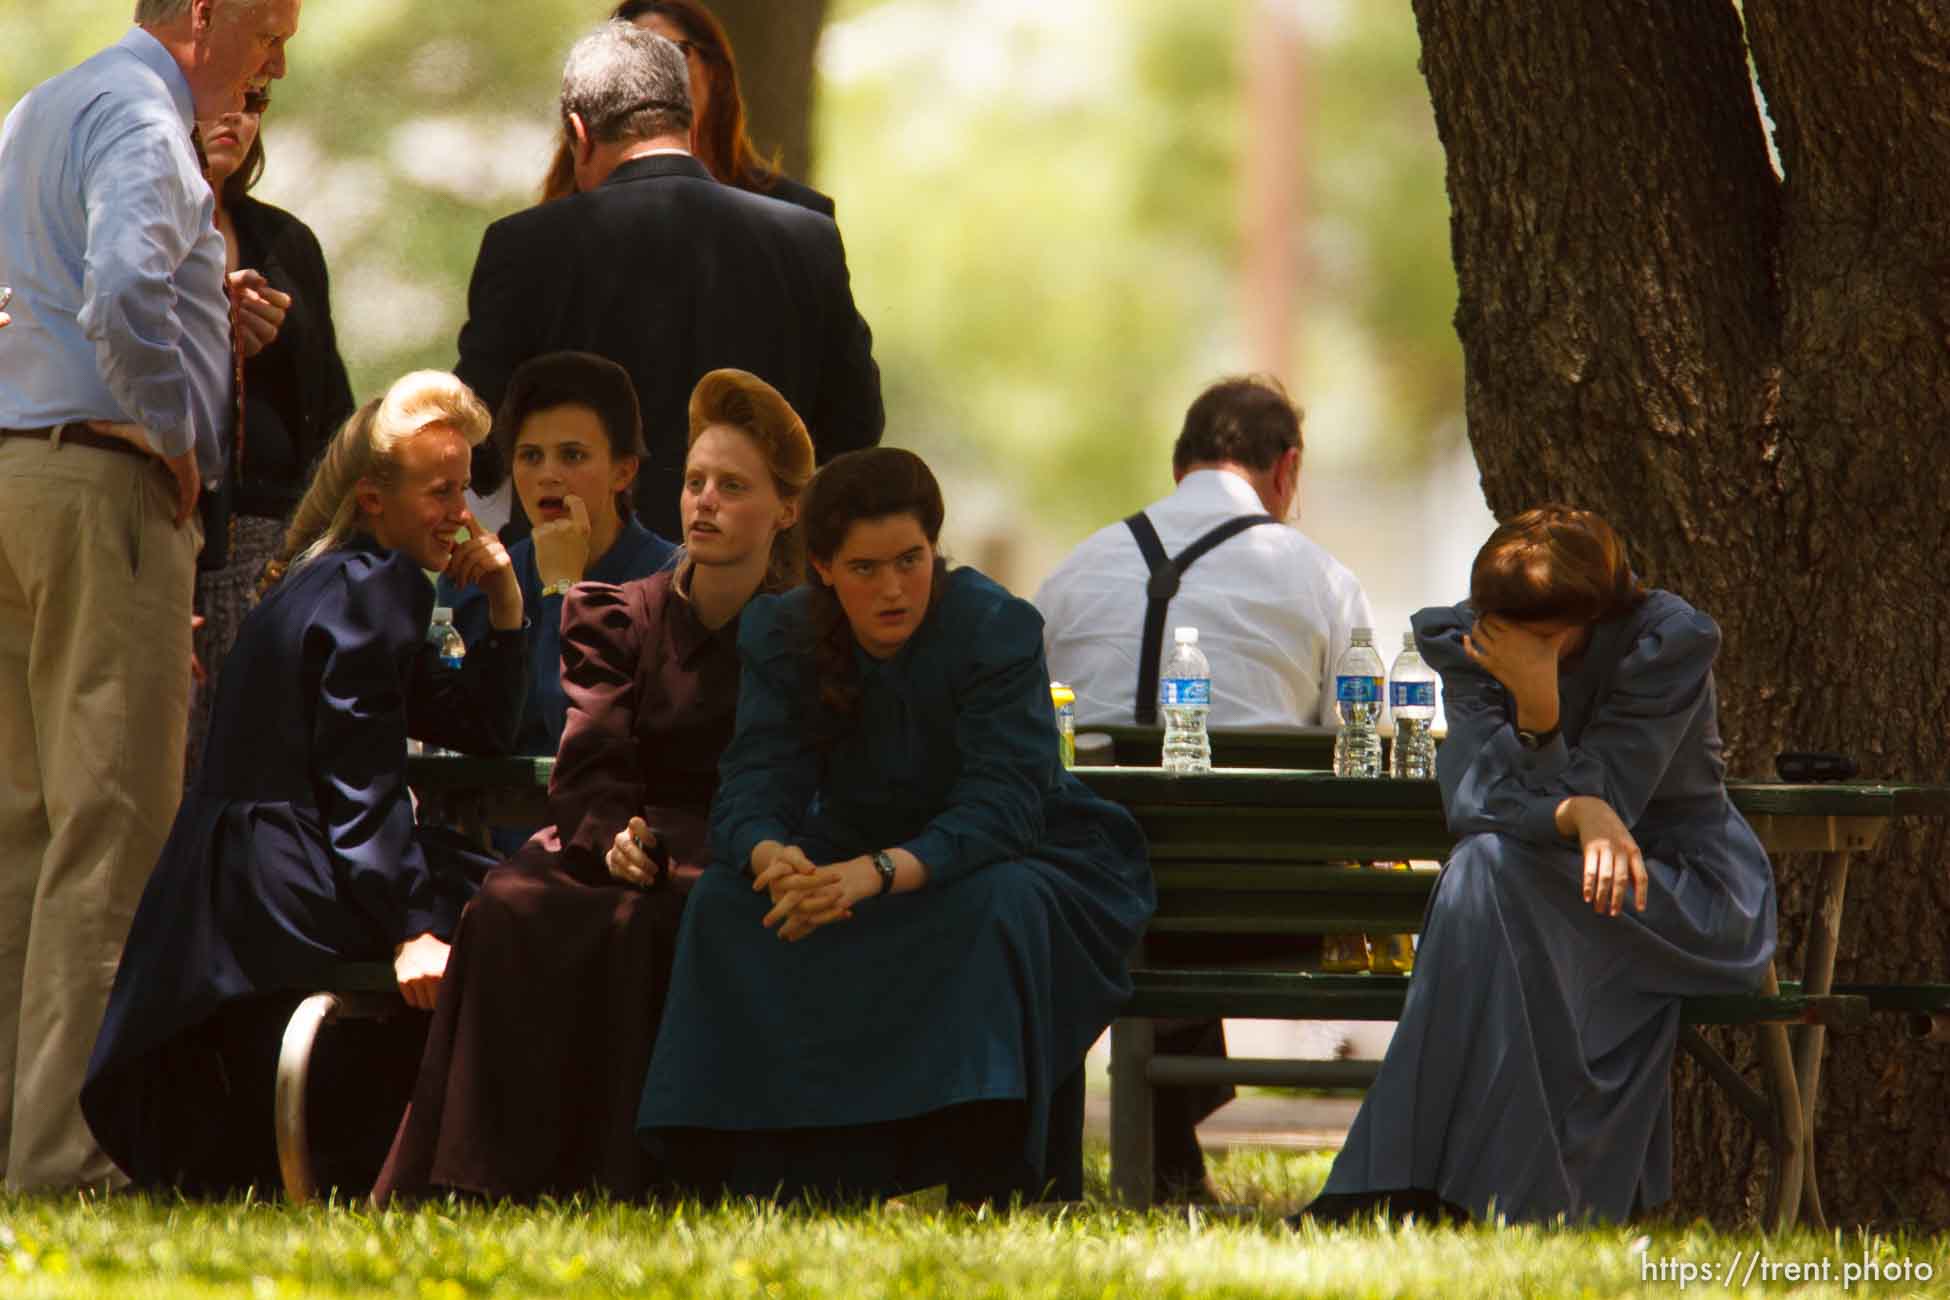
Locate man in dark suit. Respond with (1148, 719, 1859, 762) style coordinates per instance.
(455, 21, 882, 543)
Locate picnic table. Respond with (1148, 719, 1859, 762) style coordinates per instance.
(402, 752, 1950, 1228)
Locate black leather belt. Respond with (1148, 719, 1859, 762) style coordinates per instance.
(0, 423, 153, 462)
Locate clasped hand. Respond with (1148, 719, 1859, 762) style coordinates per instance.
(393, 931, 451, 1010)
(749, 841, 876, 942)
(228, 269, 290, 358)
(607, 815, 661, 887)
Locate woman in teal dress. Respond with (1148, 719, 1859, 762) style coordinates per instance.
(1301, 505, 1776, 1226)
(637, 447, 1154, 1204)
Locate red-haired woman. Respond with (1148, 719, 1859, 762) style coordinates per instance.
(1300, 505, 1777, 1226)
(538, 1, 834, 218)
(372, 370, 812, 1203)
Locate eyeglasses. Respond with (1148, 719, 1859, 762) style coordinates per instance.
(669, 37, 719, 64)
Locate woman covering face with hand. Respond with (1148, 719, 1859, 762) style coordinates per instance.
(373, 369, 811, 1205)
(1298, 504, 1777, 1227)
(637, 447, 1155, 1208)
(81, 372, 527, 1197)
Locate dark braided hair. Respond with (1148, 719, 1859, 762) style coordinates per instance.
(801, 447, 947, 741)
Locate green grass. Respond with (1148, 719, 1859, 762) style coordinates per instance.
(1, 1149, 1944, 1298)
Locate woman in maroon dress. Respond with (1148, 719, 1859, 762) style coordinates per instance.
(373, 369, 812, 1201)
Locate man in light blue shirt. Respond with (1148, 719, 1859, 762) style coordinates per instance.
(0, 0, 301, 1192)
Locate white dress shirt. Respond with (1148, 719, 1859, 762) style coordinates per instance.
(1034, 469, 1375, 729)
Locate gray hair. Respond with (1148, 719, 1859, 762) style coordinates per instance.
(561, 21, 692, 146)
(134, 0, 258, 25)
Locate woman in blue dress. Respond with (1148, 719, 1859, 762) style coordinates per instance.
(82, 371, 528, 1194)
(638, 447, 1155, 1205)
(437, 352, 674, 851)
(1303, 505, 1777, 1225)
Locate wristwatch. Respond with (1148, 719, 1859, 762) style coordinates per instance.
(540, 579, 575, 599)
(870, 849, 898, 897)
(1516, 725, 1560, 751)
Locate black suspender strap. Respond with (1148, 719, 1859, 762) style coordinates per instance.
(1122, 510, 1280, 726)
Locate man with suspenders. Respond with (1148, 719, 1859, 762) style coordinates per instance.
(1034, 375, 1373, 1200)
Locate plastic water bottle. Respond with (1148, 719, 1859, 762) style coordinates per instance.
(421, 608, 465, 757)
(1388, 633, 1438, 779)
(1159, 626, 1212, 774)
(1331, 628, 1385, 779)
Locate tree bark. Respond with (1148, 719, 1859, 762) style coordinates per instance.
(710, 0, 831, 183)
(1413, 0, 1950, 1227)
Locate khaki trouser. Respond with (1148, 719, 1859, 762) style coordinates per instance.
(0, 435, 199, 1189)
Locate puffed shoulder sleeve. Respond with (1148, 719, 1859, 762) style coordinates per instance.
(1421, 597, 1722, 846)
(548, 581, 644, 878)
(709, 591, 822, 873)
(898, 591, 1056, 886)
(311, 554, 446, 943)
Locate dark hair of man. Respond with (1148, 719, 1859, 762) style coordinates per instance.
(560, 21, 693, 148)
(1170, 374, 1305, 477)
(492, 351, 649, 522)
(1469, 504, 1648, 626)
(800, 446, 948, 738)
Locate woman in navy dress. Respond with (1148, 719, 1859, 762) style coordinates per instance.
(437, 352, 675, 852)
(637, 447, 1155, 1205)
(82, 371, 527, 1195)
(373, 369, 813, 1203)
(1304, 505, 1777, 1225)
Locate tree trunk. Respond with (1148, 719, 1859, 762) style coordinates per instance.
(1413, 0, 1950, 1227)
(710, 0, 831, 183)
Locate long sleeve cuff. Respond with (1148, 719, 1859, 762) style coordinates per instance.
(1504, 727, 1577, 843)
(899, 829, 961, 888)
(730, 819, 794, 875)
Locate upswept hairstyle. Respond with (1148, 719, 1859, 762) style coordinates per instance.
(1171, 374, 1304, 477)
(261, 371, 491, 590)
(493, 350, 647, 523)
(1468, 504, 1648, 626)
(799, 447, 948, 735)
(680, 368, 815, 597)
(560, 21, 693, 149)
(539, 0, 790, 203)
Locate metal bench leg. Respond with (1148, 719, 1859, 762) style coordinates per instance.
(1754, 962, 1805, 1230)
(276, 993, 343, 1205)
(1109, 1017, 1156, 1209)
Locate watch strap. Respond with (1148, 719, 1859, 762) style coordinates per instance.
(1516, 724, 1560, 751)
(871, 849, 897, 897)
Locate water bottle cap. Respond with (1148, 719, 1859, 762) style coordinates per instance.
(1173, 626, 1199, 644)
(1351, 627, 1373, 643)
(431, 607, 455, 624)
(1403, 632, 1415, 649)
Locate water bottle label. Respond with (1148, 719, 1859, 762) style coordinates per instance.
(1160, 677, 1210, 707)
(1390, 681, 1435, 709)
(1335, 675, 1381, 705)
(439, 653, 464, 671)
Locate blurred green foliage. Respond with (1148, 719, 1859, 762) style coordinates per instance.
(4, 0, 1460, 552)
